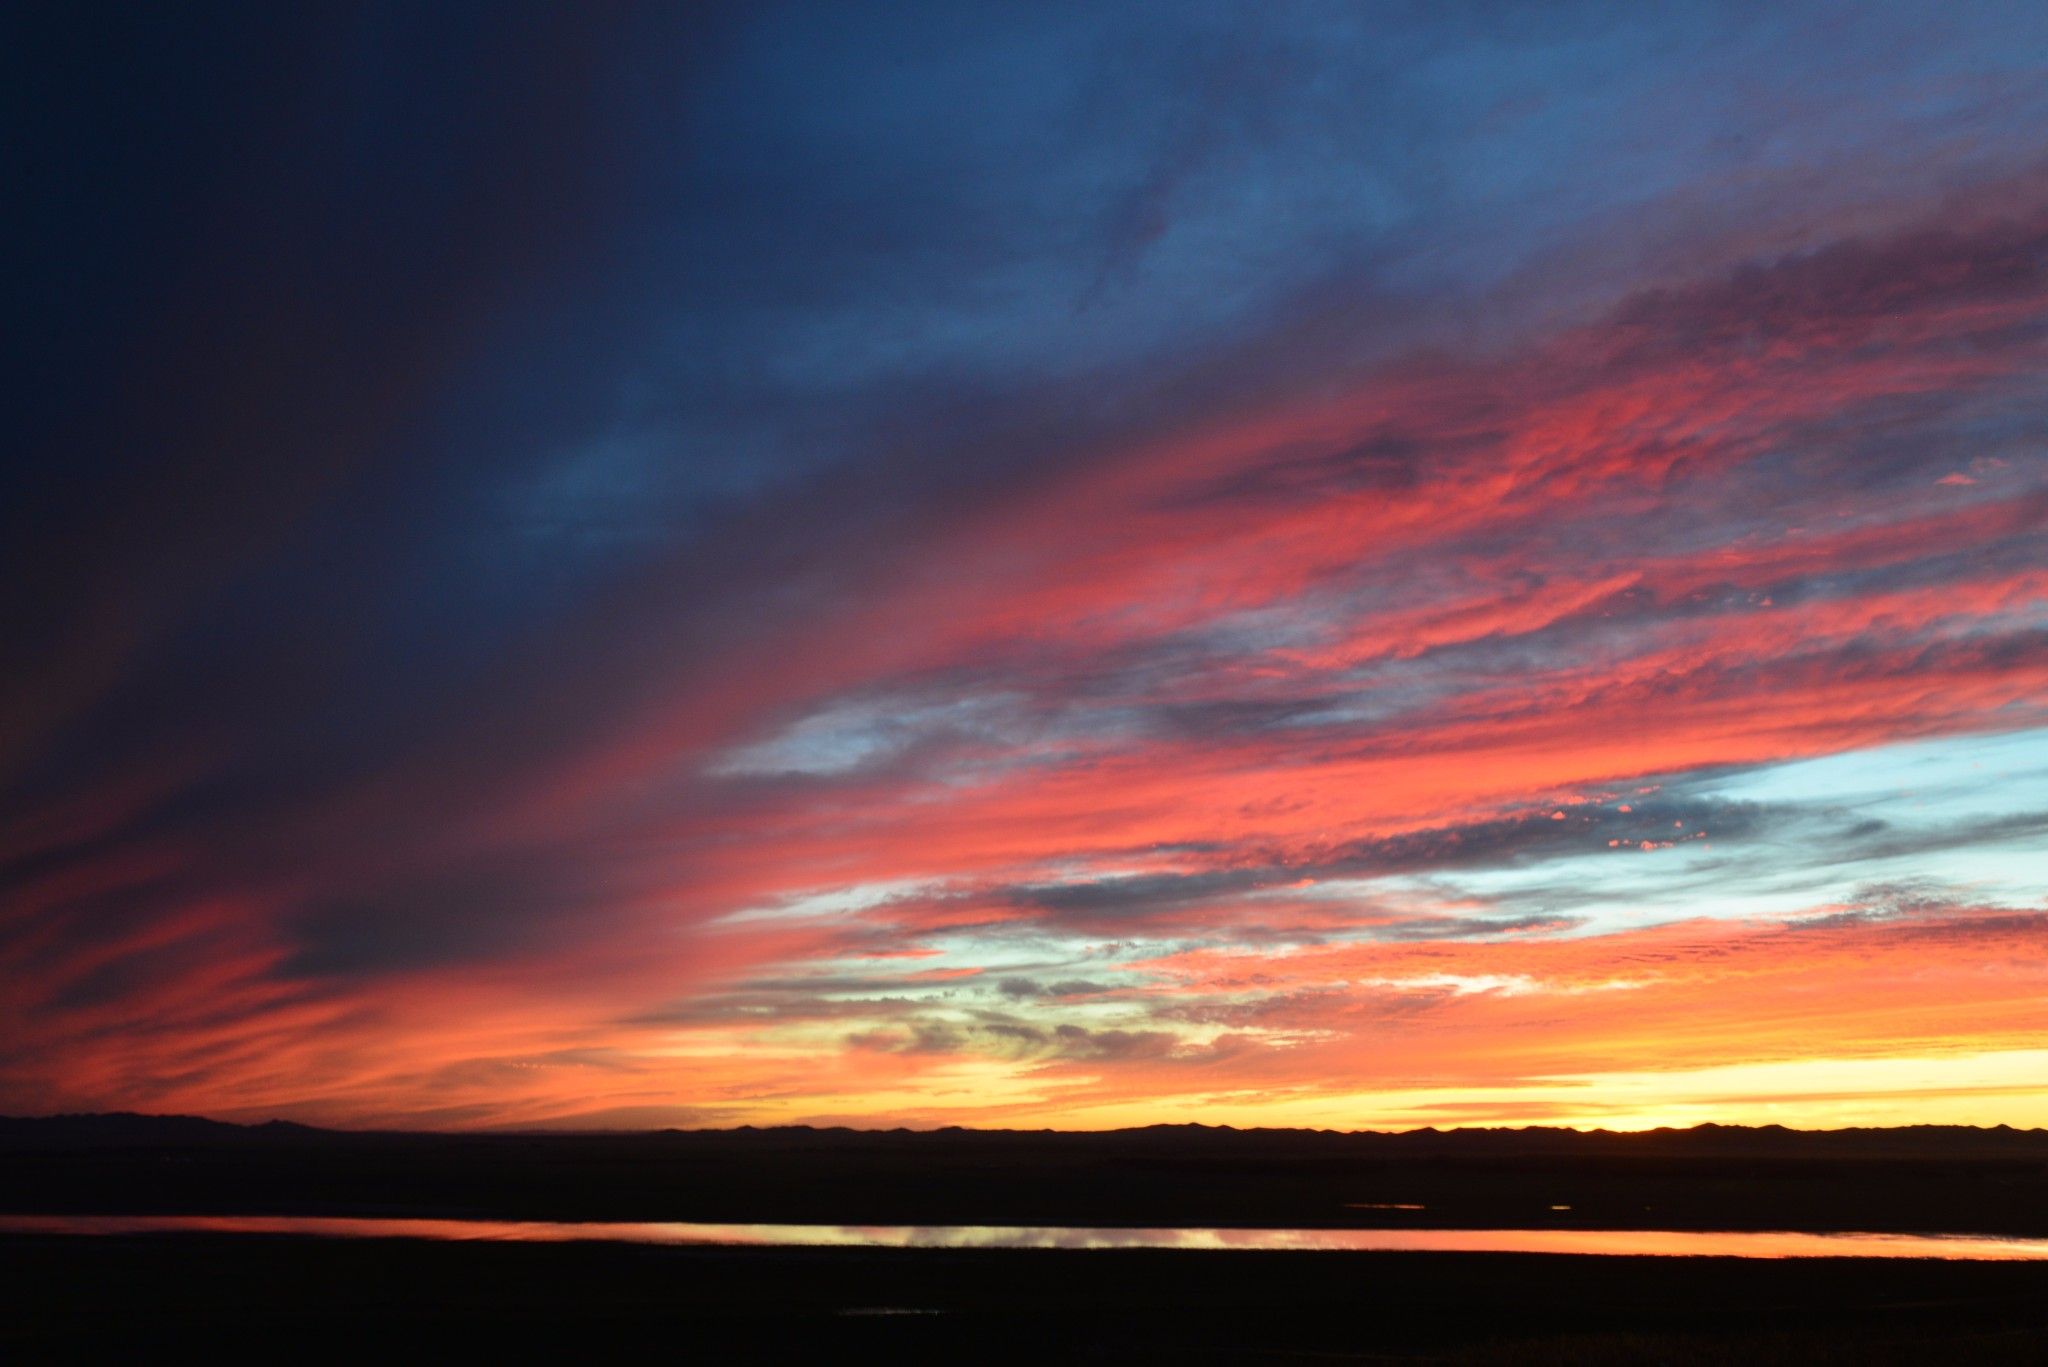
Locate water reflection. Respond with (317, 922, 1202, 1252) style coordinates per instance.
(4, 1213, 2047, 1259)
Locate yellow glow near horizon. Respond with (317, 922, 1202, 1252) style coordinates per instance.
(667, 1047, 2048, 1133)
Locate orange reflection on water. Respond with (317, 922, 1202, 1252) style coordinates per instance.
(3, 1214, 2047, 1260)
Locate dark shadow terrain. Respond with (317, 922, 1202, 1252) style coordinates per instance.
(5, 1234, 2048, 1363)
(5, 1117, 2048, 1362)
(4, 1114, 2046, 1233)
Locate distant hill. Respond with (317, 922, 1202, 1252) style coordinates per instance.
(5, 1111, 2048, 1233)
(2, 1110, 2042, 1155)
(0, 1112, 325, 1148)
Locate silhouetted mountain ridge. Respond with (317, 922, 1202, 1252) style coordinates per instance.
(2, 1110, 2041, 1153)
(7, 1110, 2047, 1235)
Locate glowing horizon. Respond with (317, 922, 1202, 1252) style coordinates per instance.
(6, 3, 2047, 1133)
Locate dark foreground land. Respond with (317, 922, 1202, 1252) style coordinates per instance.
(5, 1113, 2048, 1233)
(6, 1234, 2048, 1363)
(5, 1116, 2048, 1362)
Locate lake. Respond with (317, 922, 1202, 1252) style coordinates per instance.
(5, 1213, 2047, 1259)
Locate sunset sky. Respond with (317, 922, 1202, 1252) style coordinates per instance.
(8, 2, 2048, 1132)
